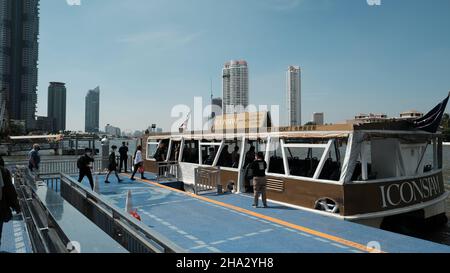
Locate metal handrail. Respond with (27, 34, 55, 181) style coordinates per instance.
(194, 166, 221, 194)
(5, 156, 134, 175)
(7, 159, 184, 253)
(13, 167, 70, 253)
(59, 173, 185, 253)
(156, 161, 179, 182)
(5, 158, 104, 175)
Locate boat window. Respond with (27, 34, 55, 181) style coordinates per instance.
(200, 140, 221, 166)
(400, 143, 429, 176)
(318, 140, 343, 181)
(147, 139, 170, 161)
(217, 140, 243, 168)
(285, 146, 323, 178)
(169, 140, 181, 161)
(146, 139, 169, 160)
(268, 139, 285, 175)
(181, 140, 199, 164)
(351, 137, 439, 181)
(423, 144, 436, 171)
(283, 139, 345, 180)
(146, 142, 159, 160)
(243, 139, 267, 169)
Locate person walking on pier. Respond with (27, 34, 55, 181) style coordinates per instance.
(28, 144, 41, 173)
(250, 152, 268, 208)
(77, 148, 95, 190)
(131, 145, 146, 181)
(0, 157, 21, 249)
(119, 142, 129, 173)
(105, 146, 122, 184)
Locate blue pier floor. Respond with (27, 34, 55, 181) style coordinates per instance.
(2, 171, 450, 253)
(0, 214, 32, 253)
(72, 172, 450, 253)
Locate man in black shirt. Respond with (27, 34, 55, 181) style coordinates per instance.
(153, 143, 166, 162)
(105, 146, 122, 184)
(249, 152, 268, 208)
(77, 148, 95, 190)
(118, 142, 129, 173)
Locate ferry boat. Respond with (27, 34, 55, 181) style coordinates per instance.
(142, 96, 450, 229)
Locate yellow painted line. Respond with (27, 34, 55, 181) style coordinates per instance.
(124, 174, 384, 253)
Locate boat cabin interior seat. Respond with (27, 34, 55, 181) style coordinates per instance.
(269, 156, 285, 174)
(318, 158, 341, 181)
(351, 162, 377, 181)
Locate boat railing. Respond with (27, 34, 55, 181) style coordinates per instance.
(194, 166, 221, 195)
(156, 161, 179, 182)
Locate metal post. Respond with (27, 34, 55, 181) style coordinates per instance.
(101, 137, 110, 170)
(92, 135, 96, 155)
(75, 135, 79, 155)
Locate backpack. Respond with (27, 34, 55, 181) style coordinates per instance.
(109, 152, 116, 165)
(77, 156, 83, 169)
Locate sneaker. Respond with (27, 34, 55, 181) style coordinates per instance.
(263, 205, 268, 208)
(130, 178, 136, 181)
(141, 177, 147, 180)
(105, 180, 111, 184)
(252, 204, 258, 208)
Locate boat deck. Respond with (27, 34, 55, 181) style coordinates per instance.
(72, 172, 450, 253)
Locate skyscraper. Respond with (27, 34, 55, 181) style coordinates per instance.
(313, 112, 324, 126)
(0, 0, 40, 131)
(105, 124, 121, 137)
(222, 60, 249, 114)
(85, 87, 100, 133)
(211, 97, 223, 119)
(287, 66, 301, 126)
(48, 82, 66, 132)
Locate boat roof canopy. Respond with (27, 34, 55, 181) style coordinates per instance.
(9, 134, 64, 141)
(147, 120, 440, 141)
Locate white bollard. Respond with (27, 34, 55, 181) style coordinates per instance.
(125, 190, 133, 213)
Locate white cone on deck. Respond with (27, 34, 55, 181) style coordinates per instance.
(93, 174, 100, 193)
(125, 190, 133, 213)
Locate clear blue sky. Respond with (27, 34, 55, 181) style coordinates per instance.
(36, 0, 450, 132)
